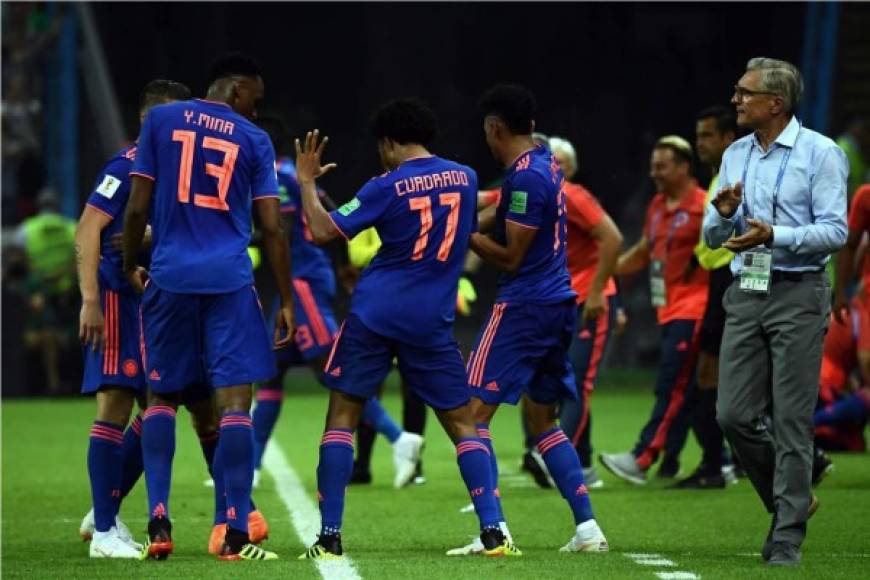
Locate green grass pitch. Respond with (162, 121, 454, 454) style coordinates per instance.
(3, 369, 869, 579)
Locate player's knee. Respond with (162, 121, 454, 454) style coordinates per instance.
(325, 391, 364, 430)
(215, 385, 253, 415)
(95, 386, 135, 425)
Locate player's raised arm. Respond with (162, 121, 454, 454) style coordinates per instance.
(295, 130, 340, 244)
(615, 236, 650, 276)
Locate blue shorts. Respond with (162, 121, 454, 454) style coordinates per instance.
(323, 313, 469, 411)
(141, 282, 276, 392)
(82, 288, 146, 394)
(466, 300, 578, 405)
(271, 278, 338, 367)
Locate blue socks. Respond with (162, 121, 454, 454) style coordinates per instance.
(476, 424, 505, 522)
(456, 436, 500, 531)
(317, 429, 355, 535)
(118, 414, 143, 503)
(536, 427, 594, 525)
(814, 392, 870, 426)
(362, 398, 403, 443)
(253, 387, 283, 470)
(218, 412, 254, 534)
(142, 405, 176, 521)
(88, 421, 124, 532)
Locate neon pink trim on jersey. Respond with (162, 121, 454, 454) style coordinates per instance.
(326, 213, 349, 240)
(86, 203, 114, 220)
(129, 171, 155, 181)
(505, 218, 539, 230)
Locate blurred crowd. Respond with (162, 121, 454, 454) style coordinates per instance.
(2, 3, 77, 395)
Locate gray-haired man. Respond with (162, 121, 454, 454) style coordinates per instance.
(704, 57, 848, 566)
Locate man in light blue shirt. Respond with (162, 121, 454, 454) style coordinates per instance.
(703, 57, 848, 567)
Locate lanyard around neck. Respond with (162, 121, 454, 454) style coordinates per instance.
(740, 126, 801, 225)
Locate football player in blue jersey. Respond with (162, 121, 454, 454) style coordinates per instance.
(123, 53, 293, 562)
(293, 98, 518, 560)
(455, 85, 609, 554)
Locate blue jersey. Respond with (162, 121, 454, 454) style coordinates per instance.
(86, 143, 138, 293)
(276, 158, 336, 295)
(493, 145, 575, 304)
(132, 99, 280, 294)
(330, 156, 478, 347)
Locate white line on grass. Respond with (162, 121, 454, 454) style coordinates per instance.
(623, 552, 699, 579)
(263, 441, 362, 580)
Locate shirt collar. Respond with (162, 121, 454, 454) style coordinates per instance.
(774, 116, 800, 148)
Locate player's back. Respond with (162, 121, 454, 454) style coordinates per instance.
(494, 145, 574, 304)
(342, 156, 478, 346)
(132, 99, 278, 294)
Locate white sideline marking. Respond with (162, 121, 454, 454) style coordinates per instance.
(263, 441, 362, 580)
(637, 558, 677, 566)
(624, 552, 699, 579)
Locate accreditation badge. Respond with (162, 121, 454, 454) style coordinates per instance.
(650, 259, 667, 307)
(739, 248, 772, 294)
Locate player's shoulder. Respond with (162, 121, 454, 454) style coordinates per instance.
(101, 144, 136, 175)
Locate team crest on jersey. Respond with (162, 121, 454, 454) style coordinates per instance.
(338, 197, 361, 216)
(122, 359, 138, 378)
(96, 174, 122, 198)
(509, 191, 528, 214)
(673, 210, 689, 229)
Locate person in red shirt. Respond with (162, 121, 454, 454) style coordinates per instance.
(599, 136, 710, 485)
(814, 295, 870, 454)
(544, 136, 623, 489)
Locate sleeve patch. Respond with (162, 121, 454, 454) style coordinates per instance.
(95, 174, 122, 198)
(509, 191, 528, 214)
(338, 197, 361, 216)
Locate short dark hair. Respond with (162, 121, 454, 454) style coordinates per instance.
(479, 84, 536, 135)
(257, 116, 288, 154)
(206, 52, 261, 87)
(696, 105, 737, 137)
(370, 98, 438, 146)
(139, 79, 190, 112)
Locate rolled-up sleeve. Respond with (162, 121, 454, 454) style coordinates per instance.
(770, 145, 848, 254)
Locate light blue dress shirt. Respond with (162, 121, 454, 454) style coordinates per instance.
(703, 116, 848, 275)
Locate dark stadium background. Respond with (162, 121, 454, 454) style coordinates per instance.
(7, 2, 866, 394)
(87, 2, 807, 357)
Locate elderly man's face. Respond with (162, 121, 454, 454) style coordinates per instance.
(552, 149, 575, 179)
(731, 70, 780, 129)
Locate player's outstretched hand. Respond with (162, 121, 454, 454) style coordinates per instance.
(295, 129, 337, 184)
(273, 303, 296, 349)
(712, 182, 743, 218)
(79, 299, 104, 351)
(125, 266, 149, 294)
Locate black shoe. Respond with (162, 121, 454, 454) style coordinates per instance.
(767, 541, 801, 566)
(521, 450, 552, 488)
(413, 460, 426, 485)
(669, 469, 726, 489)
(812, 447, 834, 487)
(349, 463, 372, 485)
(480, 527, 507, 551)
(300, 533, 343, 559)
(655, 457, 680, 479)
(145, 516, 173, 560)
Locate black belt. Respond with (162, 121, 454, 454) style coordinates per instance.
(770, 270, 824, 283)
